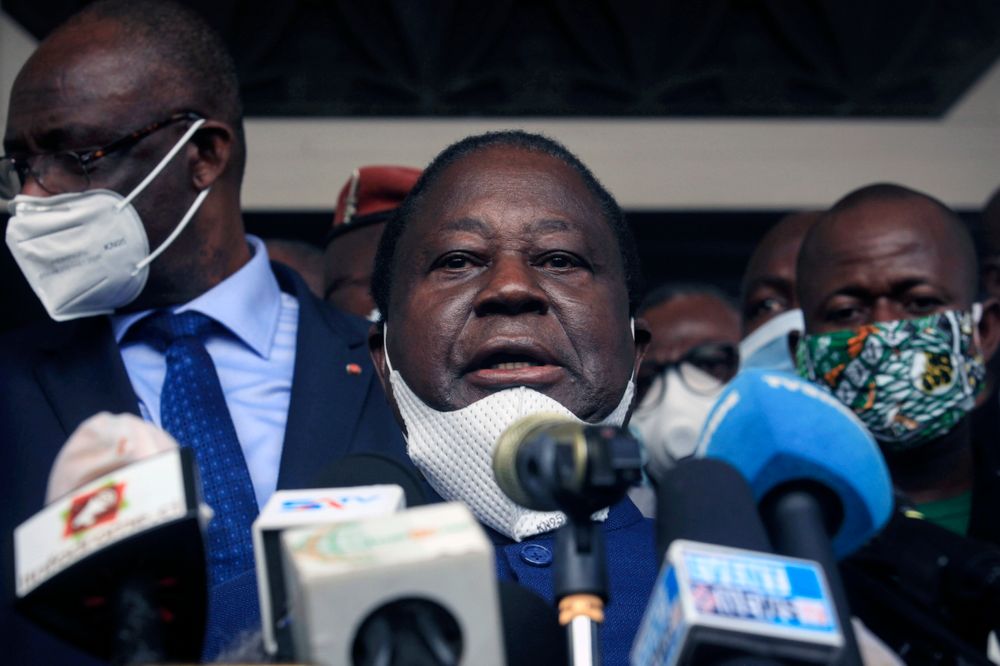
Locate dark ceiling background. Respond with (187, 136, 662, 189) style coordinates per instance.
(4, 0, 1000, 117)
(1, 1, 996, 331)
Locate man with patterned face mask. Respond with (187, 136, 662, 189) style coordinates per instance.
(795, 182, 1000, 661)
(368, 130, 657, 666)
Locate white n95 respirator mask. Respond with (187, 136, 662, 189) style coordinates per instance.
(630, 366, 723, 478)
(6, 119, 209, 322)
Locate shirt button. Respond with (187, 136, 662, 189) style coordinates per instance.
(519, 543, 553, 567)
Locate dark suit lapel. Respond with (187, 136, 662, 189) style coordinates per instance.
(33, 317, 140, 439)
(274, 265, 374, 489)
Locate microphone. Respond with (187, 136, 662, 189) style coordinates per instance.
(14, 412, 207, 664)
(699, 369, 895, 666)
(632, 458, 843, 665)
(269, 453, 566, 665)
(492, 413, 643, 518)
(496, 581, 569, 666)
(253, 482, 407, 659)
(697, 369, 892, 559)
(279, 502, 507, 666)
(493, 414, 643, 666)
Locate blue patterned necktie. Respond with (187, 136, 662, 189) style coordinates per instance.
(131, 310, 258, 588)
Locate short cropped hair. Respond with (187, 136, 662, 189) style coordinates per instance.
(372, 130, 642, 321)
(799, 182, 978, 301)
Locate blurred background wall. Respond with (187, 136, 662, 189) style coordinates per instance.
(2, 0, 998, 328)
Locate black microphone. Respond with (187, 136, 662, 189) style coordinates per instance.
(700, 370, 896, 666)
(497, 581, 569, 666)
(493, 414, 642, 666)
(492, 414, 643, 518)
(15, 417, 207, 664)
(652, 457, 773, 559)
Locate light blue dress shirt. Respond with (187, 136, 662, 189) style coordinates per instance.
(111, 235, 299, 508)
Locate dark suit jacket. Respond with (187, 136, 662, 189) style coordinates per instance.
(0, 264, 407, 664)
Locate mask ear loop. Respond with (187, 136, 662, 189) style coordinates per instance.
(382, 323, 395, 375)
(124, 119, 210, 276)
(132, 188, 210, 274)
(118, 119, 205, 212)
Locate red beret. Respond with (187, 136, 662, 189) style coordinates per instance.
(332, 165, 422, 229)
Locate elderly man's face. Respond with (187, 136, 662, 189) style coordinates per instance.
(798, 198, 973, 335)
(373, 146, 640, 422)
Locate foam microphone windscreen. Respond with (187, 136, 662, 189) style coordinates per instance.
(46, 411, 179, 502)
(697, 369, 892, 558)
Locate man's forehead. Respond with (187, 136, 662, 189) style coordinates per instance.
(9, 26, 164, 137)
(821, 198, 955, 255)
(414, 148, 603, 231)
(746, 213, 819, 281)
(804, 199, 965, 295)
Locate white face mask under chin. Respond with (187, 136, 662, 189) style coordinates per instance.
(385, 325, 636, 541)
(6, 119, 209, 322)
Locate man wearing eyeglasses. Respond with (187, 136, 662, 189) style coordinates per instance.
(0, 1, 406, 663)
(629, 284, 741, 479)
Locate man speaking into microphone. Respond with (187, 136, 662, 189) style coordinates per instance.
(367, 130, 659, 666)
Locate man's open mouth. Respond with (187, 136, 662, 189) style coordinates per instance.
(478, 352, 547, 371)
(463, 342, 566, 388)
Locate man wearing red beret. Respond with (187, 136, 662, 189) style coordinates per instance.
(324, 165, 421, 319)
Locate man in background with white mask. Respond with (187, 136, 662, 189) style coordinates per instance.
(630, 283, 741, 476)
(738, 210, 820, 372)
(0, 2, 406, 663)
(795, 183, 1000, 661)
(367, 130, 657, 666)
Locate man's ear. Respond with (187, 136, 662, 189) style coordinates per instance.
(633, 316, 651, 376)
(787, 329, 802, 362)
(369, 322, 407, 435)
(982, 264, 1000, 304)
(368, 323, 390, 392)
(188, 120, 235, 190)
(976, 298, 1000, 362)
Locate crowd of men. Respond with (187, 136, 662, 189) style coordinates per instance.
(2, 1, 1000, 664)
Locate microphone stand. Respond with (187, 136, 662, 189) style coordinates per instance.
(760, 483, 863, 666)
(554, 518, 608, 666)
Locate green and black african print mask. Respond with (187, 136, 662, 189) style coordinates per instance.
(795, 310, 986, 453)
